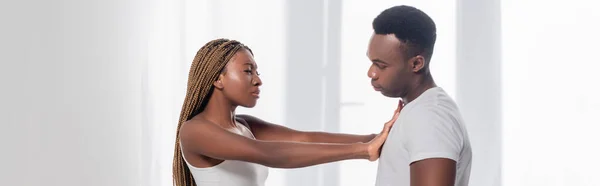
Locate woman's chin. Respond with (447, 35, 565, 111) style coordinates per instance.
(241, 102, 257, 108)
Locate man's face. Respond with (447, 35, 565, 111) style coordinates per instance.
(366, 33, 413, 98)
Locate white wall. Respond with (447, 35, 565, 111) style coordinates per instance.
(457, 0, 503, 185)
(0, 1, 147, 185)
(502, 0, 600, 185)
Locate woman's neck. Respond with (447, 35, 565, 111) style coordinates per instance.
(199, 92, 237, 128)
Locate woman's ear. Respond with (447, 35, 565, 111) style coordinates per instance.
(213, 74, 225, 89)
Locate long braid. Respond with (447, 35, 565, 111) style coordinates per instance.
(173, 38, 252, 186)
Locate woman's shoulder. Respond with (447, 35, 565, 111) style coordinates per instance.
(234, 114, 253, 129)
(183, 116, 211, 126)
(179, 116, 216, 137)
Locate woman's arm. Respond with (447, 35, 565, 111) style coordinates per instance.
(236, 114, 376, 143)
(237, 100, 403, 144)
(179, 118, 395, 168)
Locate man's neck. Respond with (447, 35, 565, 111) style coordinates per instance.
(199, 92, 237, 128)
(403, 73, 437, 104)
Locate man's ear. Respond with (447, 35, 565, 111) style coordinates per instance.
(213, 74, 225, 89)
(410, 55, 426, 72)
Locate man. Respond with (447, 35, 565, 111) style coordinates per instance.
(367, 5, 472, 186)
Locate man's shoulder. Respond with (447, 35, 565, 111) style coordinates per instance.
(400, 100, 464, 134)
(410, 88, 461, 118)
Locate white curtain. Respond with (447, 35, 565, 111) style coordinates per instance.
(141, 0, 185, 185)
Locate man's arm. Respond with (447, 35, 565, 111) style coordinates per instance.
(236, 114, 376, 143)
(410, 158, 456, 186)
(402, 105, 462, 186)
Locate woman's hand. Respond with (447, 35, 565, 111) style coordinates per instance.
(365, 99, 404, 161)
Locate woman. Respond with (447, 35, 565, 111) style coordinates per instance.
(173, 38, 402, 186)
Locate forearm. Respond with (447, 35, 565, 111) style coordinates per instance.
(257, 141, 368, 168)
(304, 132, 377, 143)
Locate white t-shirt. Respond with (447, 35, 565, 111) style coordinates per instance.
(375, 87, 472, 186)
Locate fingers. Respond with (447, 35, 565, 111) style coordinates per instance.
(381, 99, 405, 134)
(384, 125, 392, 135)
(375, 132, 388, 144)
(391, 99, 404, 121)
(383, 114, 398, 131)
(395, 99, 404, 113)
(385, 111, 400, 127)
(387, 109, 400, 122)
(392, 110, 400, 121)
(385, 99, 404, 127)
(387, 120, 396, 131)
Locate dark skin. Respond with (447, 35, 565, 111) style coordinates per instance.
(367, 33, 456, 186)
(179, 48, 403, 169)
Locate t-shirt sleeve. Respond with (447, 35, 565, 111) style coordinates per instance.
(400, 106, 463, 164)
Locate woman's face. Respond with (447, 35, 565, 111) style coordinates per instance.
(215, 48, 262, 108)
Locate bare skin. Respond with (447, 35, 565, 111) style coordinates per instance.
(180, 48, 402, 169)
(367, 33, 456, 186)
(410, 158, 456, 186)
